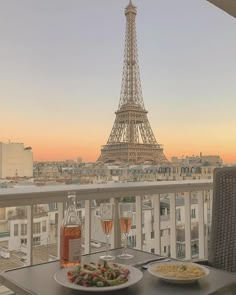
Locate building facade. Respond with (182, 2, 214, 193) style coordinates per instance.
(0, 142, 33, 178)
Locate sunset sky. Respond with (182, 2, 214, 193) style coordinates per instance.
(1, 0, 236, 163)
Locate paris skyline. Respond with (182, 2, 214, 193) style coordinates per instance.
(1, 0, 236, 163)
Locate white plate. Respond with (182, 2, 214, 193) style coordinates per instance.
(148, 261, 209, 284)
(54, 264, 143, 292)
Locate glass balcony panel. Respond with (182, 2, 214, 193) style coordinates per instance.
(32, 203, 58, 265)
(0, 206, 27, 271)
(0, 180, 213, 273)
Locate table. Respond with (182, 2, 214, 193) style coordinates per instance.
(0, 248, 236, 295)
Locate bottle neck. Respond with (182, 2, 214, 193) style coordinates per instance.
(66, 195, 76, 210)
(63, 195, 80, 226)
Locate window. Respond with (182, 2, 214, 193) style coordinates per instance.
(128, 236, 132, 245)
(151, 248, 155, 253)
(21, 224, 27, 236)
(14, 224, 19, 236)
(160, 208, 165, 216)
(160, 230, 164, 237)
(132, 213, 136, 225)
(55, 213, 58, 225)
(33, 237, 40, 246)
(78, 210, 83, 220)
(176, 208, 181, 221)
(142, 233, 145, 241)
(192, 243, 198, 255)
(33, 222, 41, 234)
(191, 209, 196, 219)
(131, 235, 136, 247)
(151, 231, 154, 239)
(164, 246, 166, 253)
(42, 221, 47, 232)
(21, 238, 27, 245)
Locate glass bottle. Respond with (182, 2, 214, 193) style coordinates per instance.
(60, 192, 82, 268)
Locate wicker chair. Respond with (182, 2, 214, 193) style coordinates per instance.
(208, 166, 236, 272)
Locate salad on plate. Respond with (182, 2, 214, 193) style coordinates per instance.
(67, 261, 130, 288)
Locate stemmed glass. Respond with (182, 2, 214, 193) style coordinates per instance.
(99, 203, 115, 261)
(118, 203, 134, 259)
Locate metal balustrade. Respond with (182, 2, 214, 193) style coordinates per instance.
(0, 180, 213, 271)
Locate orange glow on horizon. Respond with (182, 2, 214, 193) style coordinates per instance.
(9, 133, 235, 164)
(33, 146, 100, 162)
(32, 146, 236, 164)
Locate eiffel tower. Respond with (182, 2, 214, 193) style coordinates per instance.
(98, 1, 168, 164)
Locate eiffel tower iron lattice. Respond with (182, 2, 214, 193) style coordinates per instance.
(98, 1, 168, 164)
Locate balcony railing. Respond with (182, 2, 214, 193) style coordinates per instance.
(0, 179, 213, 271)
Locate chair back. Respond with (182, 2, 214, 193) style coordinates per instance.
(209, 166, 236, 271)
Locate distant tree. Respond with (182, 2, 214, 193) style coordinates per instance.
(121, 196, 135, 203)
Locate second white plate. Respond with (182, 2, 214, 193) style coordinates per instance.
(148, 261, 209, 284)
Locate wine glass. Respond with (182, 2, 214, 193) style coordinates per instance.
(118, 203, 134, 259)
(99, 203, 115, 261)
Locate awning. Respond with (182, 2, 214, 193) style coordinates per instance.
(207, 0, 236, 17)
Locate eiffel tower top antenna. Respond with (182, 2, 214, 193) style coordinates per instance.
(121, 0, 144, 111)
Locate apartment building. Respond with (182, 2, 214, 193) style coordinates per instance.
(0, 142, 33, 178)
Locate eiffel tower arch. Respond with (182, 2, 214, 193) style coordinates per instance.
(98, 1, 168, 165)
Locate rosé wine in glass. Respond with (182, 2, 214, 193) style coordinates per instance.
(118, 203, 134, 259)
(99, 203, 115, 261)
